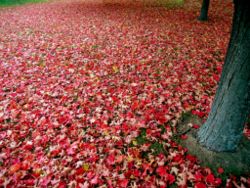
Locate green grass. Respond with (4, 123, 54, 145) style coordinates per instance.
(154, 0, 184, 8)
(0, 0, 46, 7)
(140, 0, 185, 7)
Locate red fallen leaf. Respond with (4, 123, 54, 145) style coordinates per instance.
(194, 172, 203, 182)
(58, 181, 67, 188)
(106, 154, 116, 165)
(76, 178, 85, 184)
(217, 65, 222, 73)
(131, 101, 139, 111)
(21, 162, 29, 171)
(116, 155, 124, 163)
(0, 178, 4, 185)
(132, 169, 140, 177)
(217, 167, 224, 174)
(124, 170, 132, 178)
(9, 163, 21, 174)
(75, 167, 85, 175)
(155, 111, 167, 124)
(50, 149, 61, 157)
(192, 124, 200, 129)
(204, 167, 212, 175)
(24, 141, 33, 150)
(243, 128, 250, 138)
(181, 134, 188, 140)
(128, 161, 134, 169)
(156, 166, 167, 177)
(192, 110, 205, 118)
(195, 182, 206, 188)
(22, 179, 35, 186)
(212, 73, 220, 82)
(89, 155, 99, 163)
(206, 174, 215, 184)
(173, 154, 183, 163)
(90, 176, 99, 185)
(58, 115, 70, 124)
(67, 147, 76, 155)
(215, 178, 222, 185)
(186, 154, 197, 163)
(119, 179, 129, 187)
(40, 176, 52, 187)
(0, 132, 7, 139)
(247, 178, 250, 186)
(167, 174, 175, 184)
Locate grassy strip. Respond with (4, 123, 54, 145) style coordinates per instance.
(139, 0, 184, 7)
(0, 0, 46, 7)
(103, 0, 184, 7)
(155, 0, 184, 8)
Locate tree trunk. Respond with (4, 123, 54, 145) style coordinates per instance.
(197, 0, 250, 152)
(198, 0, 210, 21)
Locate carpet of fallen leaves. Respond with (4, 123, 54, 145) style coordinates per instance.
(0, 0, 249, 187)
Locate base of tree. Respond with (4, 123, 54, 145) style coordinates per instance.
(177, 113, 250, 177)
(198, 16, 208, 21)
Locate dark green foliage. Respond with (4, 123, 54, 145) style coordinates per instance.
(135, 128, 148, 145)
(149, 142, 165, 155)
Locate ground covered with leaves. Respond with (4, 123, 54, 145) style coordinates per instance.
(0, 0, 249, 187)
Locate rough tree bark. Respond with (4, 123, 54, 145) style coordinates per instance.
(197, 0, 250, 152)
(198, 0, 210, 21)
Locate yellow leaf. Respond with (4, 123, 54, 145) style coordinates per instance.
(132, 140, 137, 146)
(83, 163, 89, 171)
(112, 65, 119, 73)
(127, 155, 134, 162)
(103, 130, 109, 136)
